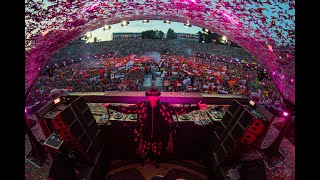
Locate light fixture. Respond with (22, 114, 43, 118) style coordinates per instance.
(221, 36, 228, 43)
(202, 28, 210, 34)
(282, 111, 288, 117)
(103, 25, 111, 30)
(184, 20, 192, 27)
(121, 21, 129, 27)
(164, 20, 171, 24)
(142, 20, 149, 24)
(85, 32, 92, 38)
(184, 23, 192, 28)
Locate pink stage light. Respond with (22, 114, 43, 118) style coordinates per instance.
(283, 112, 288, 117)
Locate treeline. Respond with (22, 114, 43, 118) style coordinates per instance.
(141, 28, 240, 47)
(141, 28, 177, 39)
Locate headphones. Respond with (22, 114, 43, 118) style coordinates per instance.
(145, 91, 161, 96)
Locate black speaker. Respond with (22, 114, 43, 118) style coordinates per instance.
(59, 106, 76, 125)
(215, 145, 227, 164)
(211, 131, 222, 152)
(222, 135, 235, 155)
(238, 110, 254, 128)
(214, 123, 227, 141)
(228, 100, 241, 115)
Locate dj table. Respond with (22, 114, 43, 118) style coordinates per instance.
(86, 103, 227, 160)
(59, 92, 249, 160)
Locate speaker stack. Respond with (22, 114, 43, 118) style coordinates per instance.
(44, 96, 103, 164)
(209, 100, 266, 180)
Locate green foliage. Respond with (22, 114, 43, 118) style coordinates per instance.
(142, 30, 165, 39)
(166, 28, 177, 39)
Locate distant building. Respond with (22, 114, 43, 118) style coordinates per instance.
(112, 32, 142, 40)
(176, 33, 199, 42)
(69, 36, 86, 44)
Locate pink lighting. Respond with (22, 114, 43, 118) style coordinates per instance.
(283, 112, 288, 117)
(24, 0, 296, 110)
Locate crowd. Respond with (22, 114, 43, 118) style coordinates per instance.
(26, 40, 285, 115)
(48, 39, 255, 66)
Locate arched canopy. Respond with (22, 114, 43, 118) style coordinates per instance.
(25, 0, 295, 103)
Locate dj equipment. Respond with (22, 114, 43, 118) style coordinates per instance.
(210, 99, 266, 180)
(175, 113, 194, 127)
(40, 96, 103, 164)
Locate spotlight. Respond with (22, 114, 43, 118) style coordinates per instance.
(164, 20, 171, 24)
(85, 32, 92, 38)
(202, 28, 210, 34)
(283, 111, 288, 117)
(121, 21, 129, 27)
(142, 20, 149, 24)
(184, 23, 192, 27)
(221, 36, 228, 43)
(103, 25, 111, 31)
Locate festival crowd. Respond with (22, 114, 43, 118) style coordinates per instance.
(26, 40, 285, 115)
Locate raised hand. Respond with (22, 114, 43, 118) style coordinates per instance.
(198, 100, 207, 110)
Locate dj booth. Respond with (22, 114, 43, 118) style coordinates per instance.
(37, 91, 267, 180)
(64, 91, 249, 160)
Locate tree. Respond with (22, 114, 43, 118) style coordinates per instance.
(156, 30, 165, 39)
(166, 28, 176, 39)
(142, 30, 157, 39)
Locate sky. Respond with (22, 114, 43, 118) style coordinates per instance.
(85, 20, 202, 42)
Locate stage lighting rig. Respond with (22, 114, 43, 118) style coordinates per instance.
(121, 21, 129, 27)
(221, 36, 228, 43)
(184, 23, 192, 28)
(202, 28, 211, 34)
(103, 25, 111, 31)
